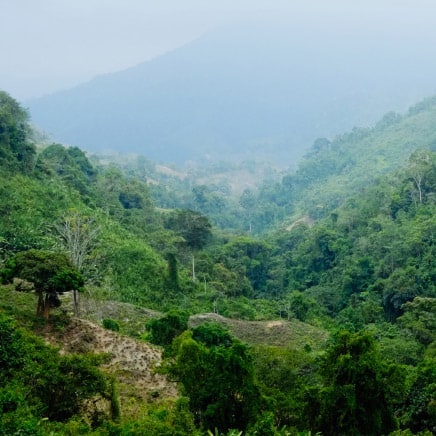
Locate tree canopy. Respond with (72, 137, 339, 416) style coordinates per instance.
(167, 323, 261, 433)
(0, 91, 36, 173)
(1, 249, 84, 318)
(165, 209, 212, 251)
(315, 331, 397, 435)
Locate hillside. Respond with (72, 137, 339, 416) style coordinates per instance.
(189, 313, 327, 349)
(27, 20, 436, 165)
(228, 96, 436, 232)
(289, 97, 436, 217)
(93, 96, 436, 234)
(1, 90, 435, 434)
(0, 283, 327, 426)
(41, 318, 178, 418)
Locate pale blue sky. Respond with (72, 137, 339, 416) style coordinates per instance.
(1, 0, 435, 100)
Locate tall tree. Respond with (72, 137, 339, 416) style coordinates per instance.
(55, 211, 100, 315)
(167, 323, 260, 433)
(239, 188, 257, 233)
(1, 249, 84, 319)
(407, 149, 435, 206)
(166, 209, 212, 282)
(36, 143, 97, 197)
(317, 331, 397, 435)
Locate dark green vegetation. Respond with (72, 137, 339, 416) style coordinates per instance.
(1, 250, 84, 319)
(167, 323, 261, 433)
(0, 313, 117, 434)
(1, 89, 435, 434)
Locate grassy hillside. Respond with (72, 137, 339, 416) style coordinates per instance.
(0, 282, 330, 434)
(189, 313, 327, 349)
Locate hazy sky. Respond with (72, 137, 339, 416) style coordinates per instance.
(1, 0, 436, 100)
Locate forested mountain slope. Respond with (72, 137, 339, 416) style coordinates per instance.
(1, 90, 435, 434)
(288, 97, 436, 217)
(95, 96, 436, 235)
(244, 96, 436, 230)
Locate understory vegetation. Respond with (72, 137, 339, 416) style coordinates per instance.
(0, 90, 435, 434)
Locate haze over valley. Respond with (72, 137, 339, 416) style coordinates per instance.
(27, 17, 436, 165)
(1, 2, 435, 435)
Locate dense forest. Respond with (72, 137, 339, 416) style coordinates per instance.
(0, 89, 435, 435)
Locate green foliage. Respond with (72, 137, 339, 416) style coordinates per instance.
(221, 237, 272, 296)
(192, 322, 233, 348)
(103, 318, 120, 332)
(146, 310, 189, 348)
(263, 149, 436, 325)
(1, 88, 436, 433)
(252, 345, 316, 430)
(0, 314, 25, 379)
(102, 397, 199, 435)
(0, 91, 36, 173)
(165, 251, 180, 292)
(399, 358, 436, 433)
(93, 166, 157, 237)
(31, 352, 108, 422)
(282, 291, 320, 322)
(247, 411, 279, 435)
(335, 293, 384, 331)
(0, 170, 87, 254)
(165, 209, 212, 251)
(398, 297, 436, 346)
(0, 313, 112, 432)
(1, 249, 84, 318)
(100, 239, 166, 306)
(316, 331, 397, 435)
(233, 96, 436, 232)
(167, 324, 261, 433)
(37, 143, 97, 199)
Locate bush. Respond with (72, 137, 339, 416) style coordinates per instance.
(146, 310, 189, 348)
(102, 318, 120, 332)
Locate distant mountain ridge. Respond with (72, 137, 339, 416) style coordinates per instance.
(27, 20, 436, 165)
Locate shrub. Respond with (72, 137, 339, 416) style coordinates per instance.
(146, 310, 189, 348)
(102, 318, 120, 332)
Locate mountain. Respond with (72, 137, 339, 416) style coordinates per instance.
(27, 19, 436, 165)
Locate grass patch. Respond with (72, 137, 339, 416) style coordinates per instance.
(189, 313, 329, 350)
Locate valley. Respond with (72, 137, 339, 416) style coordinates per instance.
(0, 89, 435, 434)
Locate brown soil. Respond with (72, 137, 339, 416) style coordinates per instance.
(41, 317, 178, 419)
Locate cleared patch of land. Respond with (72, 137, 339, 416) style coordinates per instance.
(189, 312, 328, 350)
(0, 285, 328, 419)
(40, 317, 178, 419)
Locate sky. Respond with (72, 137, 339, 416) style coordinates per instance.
(1, 0, 436, 101)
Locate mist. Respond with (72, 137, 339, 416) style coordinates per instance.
(2, 1, 436, 99)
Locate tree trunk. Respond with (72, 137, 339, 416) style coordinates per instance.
(73, 289, 79, 316)
(192, 254, 196, 282)
(43, 294, 50, 319)
(36, 292, 45, 317)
